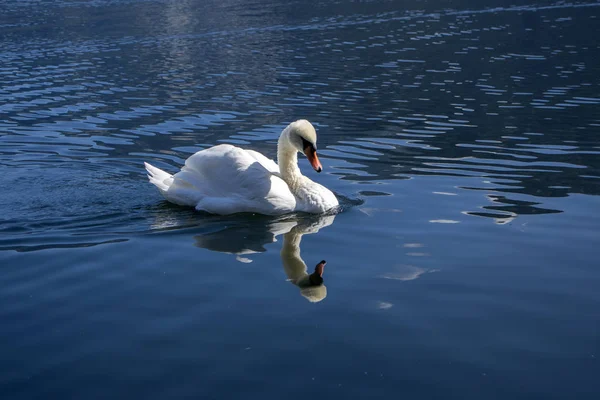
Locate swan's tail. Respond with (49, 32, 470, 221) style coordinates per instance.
(144, 162, 174, 194)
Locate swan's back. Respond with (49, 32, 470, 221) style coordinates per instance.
(153, 144, 296, 215)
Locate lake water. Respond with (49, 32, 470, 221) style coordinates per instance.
(1, 0, 599, 398)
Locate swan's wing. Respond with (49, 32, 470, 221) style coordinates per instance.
(245, 149, 280, 174)
(164, 144, 295, 214)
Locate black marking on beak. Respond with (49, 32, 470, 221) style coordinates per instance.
(301, 138, 322, 172)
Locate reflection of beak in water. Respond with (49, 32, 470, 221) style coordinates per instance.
(190, 214, 336, 302)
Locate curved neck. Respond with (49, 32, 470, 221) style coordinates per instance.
(280, 231, 307, 283)
(277, 130, 302, 187)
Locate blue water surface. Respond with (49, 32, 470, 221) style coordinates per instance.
(1, 0, 599, 399)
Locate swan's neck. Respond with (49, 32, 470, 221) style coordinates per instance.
(277, 133, 303, 188)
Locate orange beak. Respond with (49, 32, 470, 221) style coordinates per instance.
(303, 145, 322, 173)
(315, 260, 326, 277)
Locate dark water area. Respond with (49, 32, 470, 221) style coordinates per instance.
(1, 0, 599, 398)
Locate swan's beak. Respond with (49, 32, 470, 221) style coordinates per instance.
(304, 145, 322, 173)
(315, 260, 326, 277)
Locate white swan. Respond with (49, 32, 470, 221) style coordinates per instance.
(144, 120, 339, 215)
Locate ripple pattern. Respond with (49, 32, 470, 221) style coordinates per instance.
(0, 0, 598, 240)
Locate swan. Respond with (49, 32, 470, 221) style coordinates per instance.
(144, 119, 339, 215)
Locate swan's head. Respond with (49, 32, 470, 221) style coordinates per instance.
(285, 119, 323, 173)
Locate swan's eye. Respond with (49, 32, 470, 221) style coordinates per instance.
(301, 137, 316, 152)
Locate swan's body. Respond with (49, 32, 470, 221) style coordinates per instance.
(144, 120, 338, 215)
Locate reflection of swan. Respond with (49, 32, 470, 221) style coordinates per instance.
(193, 217, 298, 263)
(193, 214, 335, 301)
(144, 120, 338, 215)
(280, 216, 335, 303)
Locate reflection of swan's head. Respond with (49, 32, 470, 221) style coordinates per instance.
(297, 260, 327, 303)
(297, 260, 326, 286)
(280, 119, 322, 173)
(311, 260, 326, 285)
(300, 284, 327, 303)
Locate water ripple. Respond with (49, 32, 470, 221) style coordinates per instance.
(0, 0, 599, 248)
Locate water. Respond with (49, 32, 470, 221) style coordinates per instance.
(1, 0, 599, 398)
